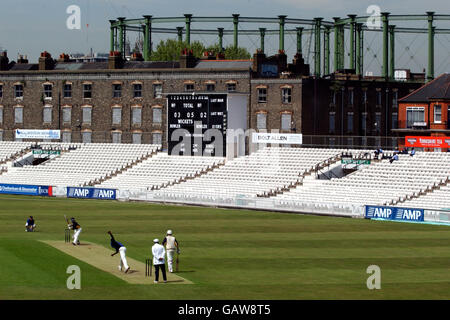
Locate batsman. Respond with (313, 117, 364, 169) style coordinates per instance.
(162, 229, 180, 273)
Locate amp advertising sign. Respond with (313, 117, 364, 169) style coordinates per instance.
(67, 187, 116, 200)
(365, 205, 424, 222)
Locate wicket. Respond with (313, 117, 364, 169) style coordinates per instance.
(145, 258, 152, 277)
(65, 228, 71, 243)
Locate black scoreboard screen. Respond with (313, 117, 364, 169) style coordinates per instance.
(167, 94, 227, 156)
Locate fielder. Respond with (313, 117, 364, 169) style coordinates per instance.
(68, 217, 82, 246)
(107, 231, 130, 273)
(162, 229, 180, 273)
(25, 216, 36, 232)
(152, 239, 167, 283)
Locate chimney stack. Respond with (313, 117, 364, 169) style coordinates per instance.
(108, 51, 124, 69)
(39, 51, 55, 70)
(179, 48, 197, 68)
(0, 51, 9, 70)
(130, 52, 144, 61)
(57, 53, 72, 63)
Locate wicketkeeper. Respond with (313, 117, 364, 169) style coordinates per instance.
(162, 229, 180, 273)
(25, 216, 36, 232)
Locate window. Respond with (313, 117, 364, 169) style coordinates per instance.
(153, 107, 162, 124)
(43, 84, 52, 99)
(329, 137, 336, 147)
(62, 131, 71, 143)
(184, 83, 194, 92)
(113, 84, 122, 98)
(132, 132, 142, 144)
(361, 112, 367, 133)
(257, 88, 267, 103)
(392, 91, 398, 107)
(226, 83, 236, 92)
(15, 84, 23, 99)
(406, 107, 425, 128)
(153, 84, 163, 98)
(434, 105, 442, 123)
(256, 112, 267, 130)
(82, 106, 92, 124)
(83, 84, 92, 99)
(348, 89, 354, 105)
(392, 112, 398, 129)
(63, 84, 72, 98)
(62, 107, 71, 124)
(82, 131, 92, 143)
(152, 132, 162, 145)
(347, 137, 353, 147)
(375, 112, 381, 133)
(362, 90, 367, 104)
(112, 131, 122, 144)
(347, 112, 354, 133)
(15, 106, 23, 124)
(112, 107, 122, 125)
(281, 113, 292, 131)
(43, 106, 52, 123)
(0, 84, 3, 98)
(206, 83, 215, 92)
(376, 91, 382, 105)
(132, 107, 142, 125)
(282, 88, 292, 103)
(133, 83, 142, 98)
(0, 107, 2, 124)
(329, 112, 335, 133)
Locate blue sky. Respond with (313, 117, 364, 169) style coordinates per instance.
(0, 0, 448, 75)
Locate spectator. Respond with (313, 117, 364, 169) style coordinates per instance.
(410, 147, 416, 157)
(390, 153, 399, 163)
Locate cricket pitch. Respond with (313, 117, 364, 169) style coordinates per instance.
(41, 240, 192, 285)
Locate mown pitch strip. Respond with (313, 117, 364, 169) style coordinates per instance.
(41, 240, 192, 285)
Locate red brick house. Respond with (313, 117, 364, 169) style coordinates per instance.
(395, 73, 450, 151)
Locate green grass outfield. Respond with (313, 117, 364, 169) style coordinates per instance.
(0, 194, 449, 300)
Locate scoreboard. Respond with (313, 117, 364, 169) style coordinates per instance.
(167, 94, 227, 156)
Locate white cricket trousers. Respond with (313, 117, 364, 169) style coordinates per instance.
(119, 246, 129, 270)
(73, 228, 82, 244)
(167, 249, 175, 272)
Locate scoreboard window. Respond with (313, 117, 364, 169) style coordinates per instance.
(184, 84, 194, 92)
(113, 84, 122, 98)
(133, 84, 142, 98)
(206, 83, 215, 92)
(226, 83, 236, 92)
(152, 107, 162, 124)
(153, 84, 163, 99)
(257, 88, 267, 103)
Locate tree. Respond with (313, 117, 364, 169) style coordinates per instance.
(151, 39, 206, 61)
(150, 39, 252, 61)
(205, 44, 251, 60)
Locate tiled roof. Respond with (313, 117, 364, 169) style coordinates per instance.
(399, 73, 450, 102)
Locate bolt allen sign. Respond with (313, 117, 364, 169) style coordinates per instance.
(405, 136, 450, 148)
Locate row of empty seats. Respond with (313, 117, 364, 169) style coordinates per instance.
(154, 147, 342, 199)
(275, 151, 450, 208)
(99, 153, 225, 190)
(0, 142, 33, 163)
(0, 143, 161, 187)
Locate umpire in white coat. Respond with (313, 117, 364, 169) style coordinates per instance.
(152, 239, 167, 283)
